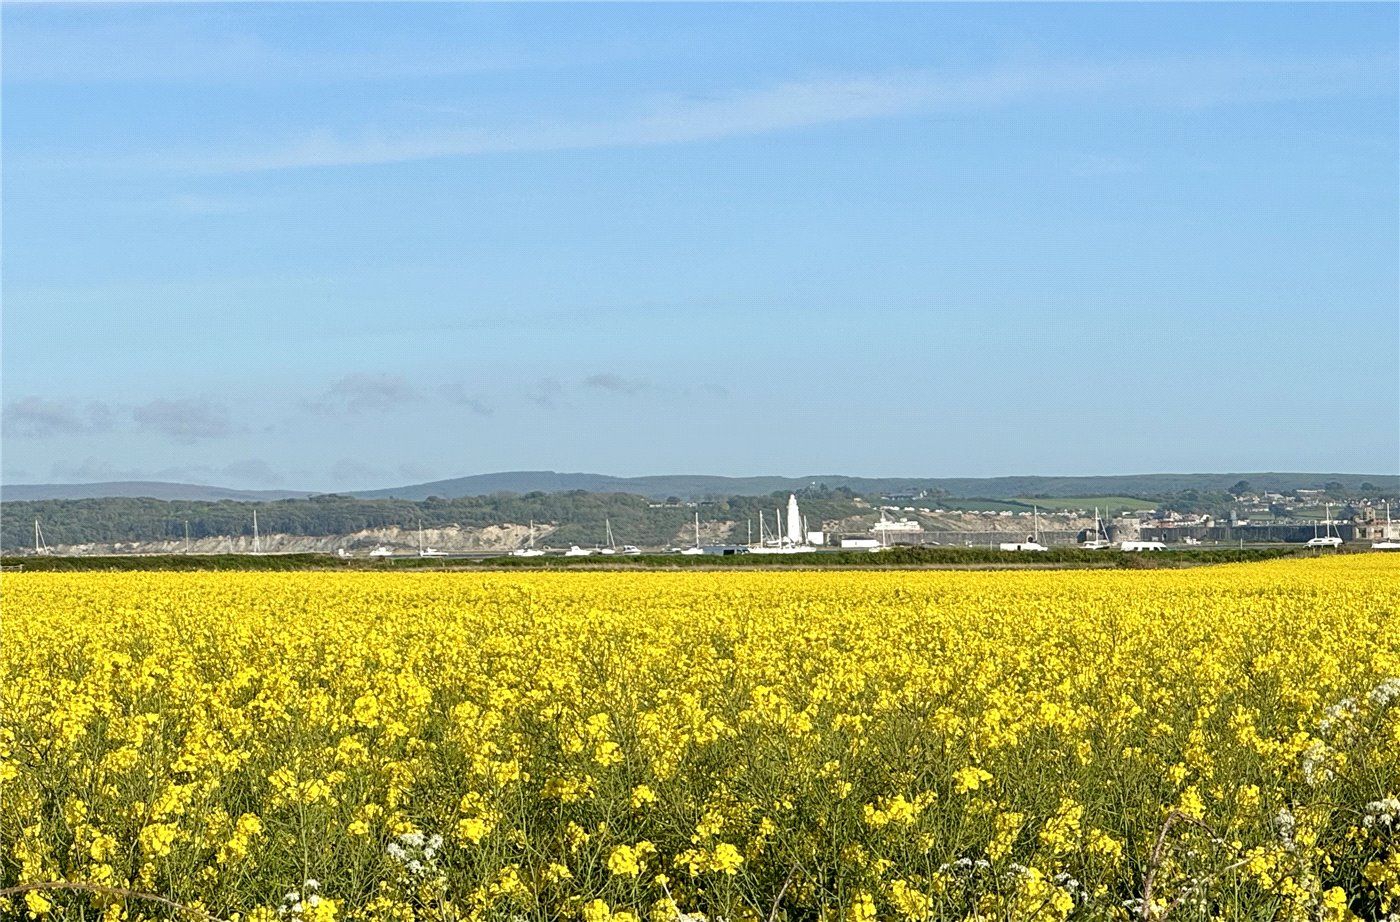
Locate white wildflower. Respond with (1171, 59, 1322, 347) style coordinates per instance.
(1363, 797, 1400, 829)
(1318, 698, 1358, 737)
(388, 829, 444, 881)
(1122, 897, 1166, 919)
(1370, 678, 1400, 708)
(1275, 806, 1297, 851)
(1054, 871, 1089, 904)
(1301, 741, 1335, 785)
(277, 881, 324, 921)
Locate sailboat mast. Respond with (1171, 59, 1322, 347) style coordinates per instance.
(252, 509, 261, 554)
(694, 512, 701, 548)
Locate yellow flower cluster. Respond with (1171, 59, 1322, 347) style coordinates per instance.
(2, 556, 1398, 921)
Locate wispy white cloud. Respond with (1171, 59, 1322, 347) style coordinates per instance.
(42, 458, 288, 488)
(439, 381, 494, 416)
(2, 397, 114, 438)
(583, 373, 651, 396)
(176, 55, 1393, 173)
(133, 397, 234, 443)
(526, 378, 566, 410)
(1071, 154, 1144, 178)
(307, 374, 421, 415)
(221, 459, 285, 487)
(3, 13, 516, 84)
(331, 458, 389, 483)
(49, 459, 151, 482)
(164, 193, 257, 216)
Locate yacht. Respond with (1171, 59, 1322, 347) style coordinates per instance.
(1372, 502, 1400, 551)
(33, 519, 52, 556)
(417, 521, 447, 557)
(749, 495, 818, 553)
(600, 518, 643, 555)
(1305, 504, 1343, 548)
(680, 512, 705, 554)
(511, 520, 546, 557)
(1080, 507, 1113, 550)
(1000, 505, 1049, 552)
(599, 518, 617, 555)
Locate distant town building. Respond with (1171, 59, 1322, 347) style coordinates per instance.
(872, 519, 922, 533)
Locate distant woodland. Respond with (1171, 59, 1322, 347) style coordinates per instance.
(4, 476, 1396, 551)
(2, 490, 866, 551)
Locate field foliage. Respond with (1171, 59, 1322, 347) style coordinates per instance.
(3, 558, 1398, 921)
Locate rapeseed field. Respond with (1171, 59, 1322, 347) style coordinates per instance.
(2, 557, 1398, 921)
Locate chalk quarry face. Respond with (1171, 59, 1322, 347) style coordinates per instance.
(31, 511, 1128, 556)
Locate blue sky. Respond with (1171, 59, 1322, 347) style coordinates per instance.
(3, 3, 1397, 491)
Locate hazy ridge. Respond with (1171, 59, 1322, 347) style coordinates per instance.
(4, 470, 1396, 503)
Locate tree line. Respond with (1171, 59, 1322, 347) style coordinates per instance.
(2, 490, 865, 551)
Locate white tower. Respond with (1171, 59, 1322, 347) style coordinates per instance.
(786, 494, 803, 546)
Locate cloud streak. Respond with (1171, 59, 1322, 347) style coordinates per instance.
(182, 55, 1393, 173)
(439, 381, 494, 416)
(308, 373, 421, 414)
(4, 13, 516, 85)
(45, 457, 288, 486)
(583, 373, 651, 395)
(2, 397, 114, 438)
(526, 378, 565, 410)
(133, 397, 234, 443)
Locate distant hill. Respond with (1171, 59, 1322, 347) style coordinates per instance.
(353, 470, 1399, 501)
(351, 471, 823, 501)
(909, 472, 1400, 500)
(0, 481, 311, 502)
(4, 470, 1396, 552)
(4, 471, 1395, 504)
